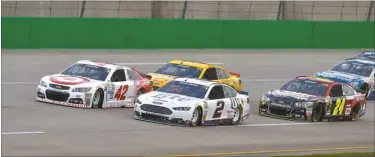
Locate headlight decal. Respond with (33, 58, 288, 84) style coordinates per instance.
(40, 80, 47, 87)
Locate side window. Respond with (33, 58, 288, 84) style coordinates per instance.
(111, 69, 126, 82)
(216, 68, 229, 79)
(202, 68, 218, 80)
(208, 85, 225, 100)
(126, 69, 140, 81)
(330, 84, 343, 97)
(223, 85, 237, 98)
(342, 84, 355, 96)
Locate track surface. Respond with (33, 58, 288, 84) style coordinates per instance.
(2, 50, 374, 156)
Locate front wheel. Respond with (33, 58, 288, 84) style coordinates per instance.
(92, 89, 103, 108)
(190, 107, 202, 127)
(310, 105, 323, 122)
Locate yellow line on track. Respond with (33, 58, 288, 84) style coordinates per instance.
(144, 146, 375, 157)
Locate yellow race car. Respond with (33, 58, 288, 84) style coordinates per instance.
(147, 60, 243, 91)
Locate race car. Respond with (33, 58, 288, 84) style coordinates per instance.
(36, 60, 152, 108)
(314, 58, 374, 99)
(133, 77, 250, 126)
(147, 60, 242, 91)
(259, 76, 367, 122)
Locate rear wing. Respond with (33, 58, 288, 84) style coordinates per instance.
(238, 90, 249, 95)
(132, 68, 152, 80)
(229, 72, 241, 78)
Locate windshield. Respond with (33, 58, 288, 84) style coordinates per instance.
(280, 79, 328, 97)
(155, 63, 202, 78)
(157, 80, 208, 99)
(60, 63, 111, 81)
(331, 61, 374, 77)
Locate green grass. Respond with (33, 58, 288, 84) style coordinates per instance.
(273, 152, 375, 157)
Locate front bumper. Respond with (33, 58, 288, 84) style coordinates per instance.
(36, 85, 92, 108)
(133, 103, 193, 126)
(259, 101, 309, 120)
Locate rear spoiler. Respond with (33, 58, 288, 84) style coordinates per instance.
(229, 72, 241, 78)
(141, 73, 152, 80)
(238, 90, 249, 95)
(132, 68, 152, 80)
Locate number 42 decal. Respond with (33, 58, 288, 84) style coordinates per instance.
(115, 85, 129, 101)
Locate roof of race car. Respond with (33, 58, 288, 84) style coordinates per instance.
(296, 76, 335, 84)
(173, 77, 218, 86)
(343, 58, 375, 65)
(168, 59, 222, 69)
(76, 60, 132, 70)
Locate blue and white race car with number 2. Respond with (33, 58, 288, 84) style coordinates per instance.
(133, 77, 251, 126)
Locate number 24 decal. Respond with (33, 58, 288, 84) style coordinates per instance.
(332, 98, 346, 115)
(115, 85, 129, 101)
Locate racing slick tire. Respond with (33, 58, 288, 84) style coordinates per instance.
(258, 105, 266, 116)
(137, 89, 144, 97)
(231, 106, 243, 125)
(310, 104, 323, 122)
(190, 107, 202, 127)
(361, 84, 369, 99)
(345, 103, 361, 121)
(92, 89, 104, 108)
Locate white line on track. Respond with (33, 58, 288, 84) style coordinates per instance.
(2, 131, 45, 135)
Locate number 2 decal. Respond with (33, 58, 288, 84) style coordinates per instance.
(212, 101, 225, 119)
(115, 85, 129, 101)
(332, 98, 346, 115)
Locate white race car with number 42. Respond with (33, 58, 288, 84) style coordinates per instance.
(36, 60, 152, 108)
(133, 77, 251, 126)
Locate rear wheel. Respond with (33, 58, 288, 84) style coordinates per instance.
(231, 106, 242, 125)
(361, 84, 369, 99)
(346, 104, 360, 121)
(92, 89, 103, 108)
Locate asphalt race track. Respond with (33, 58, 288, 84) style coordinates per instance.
(2, 49, 375, 156)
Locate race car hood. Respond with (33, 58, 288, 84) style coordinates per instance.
(138, 91, 202, 108)
(147, 73, 178, 87)
(42, 74, 102, 87)
(314, 70, 364, 83)
(265, 89, 320, 106)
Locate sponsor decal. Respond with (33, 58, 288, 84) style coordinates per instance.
(226, 110, 234, 118)
(203, 101, 209, 109)
(153, 101, 163, 105)
(85, 93, 92, 105)
(50, 75, 89, 85)
(151, 93, 192, 101)
(37, 98, 90, 108)
(144, 111, 165, 117)
(272, 90, 316, 100)
(48, 88, 69, 93)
